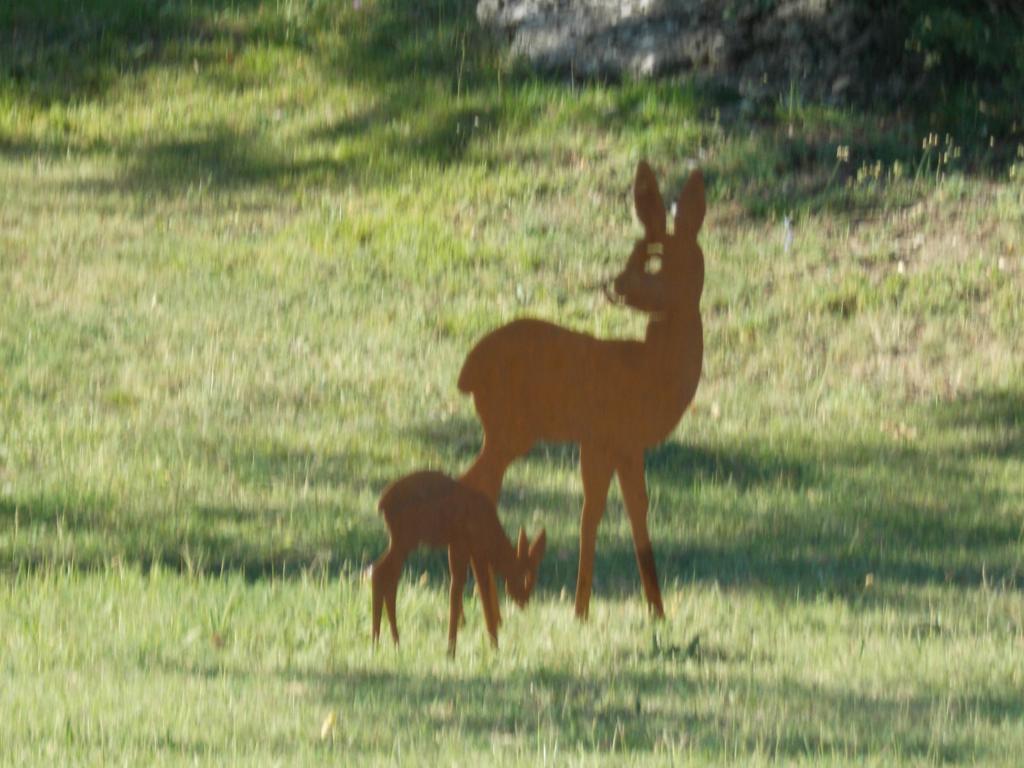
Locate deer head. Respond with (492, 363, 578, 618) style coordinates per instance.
(507, 527, 547, 607)
(609, 161, 706, 314)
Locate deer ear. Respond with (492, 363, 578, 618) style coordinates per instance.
(674, 168, 705, 239)
(517, 527, 528, 558)
(634, 160, 666, 238)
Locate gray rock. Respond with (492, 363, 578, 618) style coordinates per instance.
(478, 0, 883, 101)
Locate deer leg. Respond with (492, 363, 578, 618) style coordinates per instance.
(575, 444, 615, 620)
(471, 558, 500, 648)
(447, 546, 470, 657)
(617, 454, 665, 618)
(372, 546, 404, 645)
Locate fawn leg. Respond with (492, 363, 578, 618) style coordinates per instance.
(379, 554, 402, 645)
(371, 547, 402, 645)
(471, 559, 500, 647)
(575, 444, 615, 620)
(371, 561, 384, 645)
(618, 454, 665, 618)
(447, 546, 470, 657)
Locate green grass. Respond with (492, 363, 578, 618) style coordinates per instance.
(2, 0, 1023, 763)
(4, 569, 1023, 765)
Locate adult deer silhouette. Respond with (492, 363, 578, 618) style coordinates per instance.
(458, 161, 705, 619)
(372, 470, 546, 655)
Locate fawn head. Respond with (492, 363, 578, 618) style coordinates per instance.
(507, 527, 547, 607)
(609, 161, 706, 314)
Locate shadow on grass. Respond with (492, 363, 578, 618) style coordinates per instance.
(4, 0, 506, 196)
(6, 0, 1020, 218)
(138, 659, 1021, 761)
(2, 0, 271, 104)
(305, 669, 1019, 760)
(931, 389, 1024, 459)
(4, 388, 1019, 608)
(79, 100, 505, 195)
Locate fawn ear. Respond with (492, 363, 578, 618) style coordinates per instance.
(517, 527, 528, 559)
(674, 168, 705, 240)
(634, 160, 666, 238)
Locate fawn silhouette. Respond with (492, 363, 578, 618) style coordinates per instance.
(372, 470, 547, 656)
(459, 161, 705, 619)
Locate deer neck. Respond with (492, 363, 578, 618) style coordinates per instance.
(643, 301, 702, 367)
(634, 299, 703, 429)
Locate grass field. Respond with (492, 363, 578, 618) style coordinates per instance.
(2, 0, 1023, 764)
